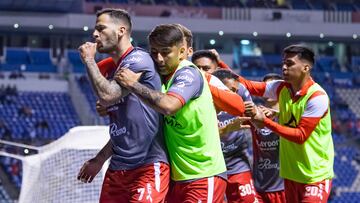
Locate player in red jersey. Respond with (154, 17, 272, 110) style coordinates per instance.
(77, 8, 169, 203)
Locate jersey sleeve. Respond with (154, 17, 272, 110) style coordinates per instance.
(205, 74, 245, 116)
(119, 50, 158, 89)
(167, 67, 203, 106)
(236, 83, 252, 102)
(218, 60, 232, 70)
(208, 75, 228, 90)
(237, 76, 283, 101)
(209, 85, 245, 116)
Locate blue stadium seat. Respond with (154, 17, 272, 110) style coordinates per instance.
(29, 49, 52, 65)
(336, 3, 355, 11)
(5, 48, 29, 65)
(291, 0, 310, 10)
(316, 56, 340, 72)
(67, 50, 85, 73)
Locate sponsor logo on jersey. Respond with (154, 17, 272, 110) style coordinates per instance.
(164, 116, 183, 128)
(123, 56, 142, 63)
(176, 81, 186, 88)
(182, 69, 195, 76)
(256, 139, 279, 151)
(258, 158, 279, 170)
(218, 117, 237, 128)
(221, 142, 238, 153)
(109, 123, 129, 136)
(176, 74, 194, 84)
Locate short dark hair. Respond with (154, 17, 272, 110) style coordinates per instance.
(171, 24, 193, 48)
(191, 50, 218, 64)
(283, 44, 315, 65)
(96, 8, 132, 33)
(262, 73, 282, 82)
(148, 24, 184, 47)
(212, 69, 238, 82)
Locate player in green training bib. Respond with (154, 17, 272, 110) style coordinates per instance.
(115, 24, 227, 203)
(238, 44, 334, 203)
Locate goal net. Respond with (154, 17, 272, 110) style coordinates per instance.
(0, 126, 109, 203)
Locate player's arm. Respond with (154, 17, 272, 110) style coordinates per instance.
(115, 67, 203, 115)
(77, 140, 113, 183)
(96, 101, 108, 117)
(206, 74, 245, 115)
(114, 68, 182, 115)
(209, 49, 231, 70)
(79, 42, 129, 107)
(245, 92, 329, 144)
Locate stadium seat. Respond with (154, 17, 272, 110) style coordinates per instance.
(5, 48, 29, 65)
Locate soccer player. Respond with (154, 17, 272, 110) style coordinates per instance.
(241, 45, 334, 203)
(115, 24, 227, 203)
(209, 69, 257, 203)
(251, 73, 285, 203)
(77, 8, 169, 202)
(174, 23, 246, 116)
(213, 70, 286, 203)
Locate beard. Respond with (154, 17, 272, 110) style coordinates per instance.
(97, 31, 118, 53)
(97, 42, 117, 53)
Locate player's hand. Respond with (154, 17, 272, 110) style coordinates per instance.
(114, 67, 142, 89)
(78, 42, 97, 64)
(77, 158, 103, 183)
(258, 105, 277, 118)
(244, 101, 265, 122)
(244, 101, 257, 117)
(228, 117, 251, 131)
(209, 49, 221, 62)
(96, 101, 107, 117)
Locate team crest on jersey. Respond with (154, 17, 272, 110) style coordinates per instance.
(258, 127, 272, 136)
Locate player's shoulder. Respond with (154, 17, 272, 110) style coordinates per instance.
(178, 66, 201, 76)
(126, 47, 152, 61)
(97, 57, 116, 76)
(97, 57, 114, 67)
(174, 66, 202, 82)
(123, 47, 154, 68)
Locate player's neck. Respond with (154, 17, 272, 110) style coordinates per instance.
(290, 75, 310, 93)
(111, 40, 133, 64)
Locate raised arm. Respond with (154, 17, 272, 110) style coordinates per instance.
(79, 42, 128, 107)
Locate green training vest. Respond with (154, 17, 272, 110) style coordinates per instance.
(162, 60, 226, 181)
(278, 83, 334, 184)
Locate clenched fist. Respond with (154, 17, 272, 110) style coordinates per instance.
(78, 42, 97, 63)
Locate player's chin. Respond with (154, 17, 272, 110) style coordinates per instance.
(97, 47, 107, 53)
(157, 68, 169, 76)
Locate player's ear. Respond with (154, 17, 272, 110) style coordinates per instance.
(303, 64, 311, 73)
(118, 26, 126, 37)
(179, 46, 186, 60)
(187, 47, 193, 57)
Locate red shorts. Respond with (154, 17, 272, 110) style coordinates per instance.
(226, 171, 257, 203)
(99, 162, 170, 203)
(166, 176, 227, 203)
(256, 190, 286, 203)
(284, 179, 332, 203)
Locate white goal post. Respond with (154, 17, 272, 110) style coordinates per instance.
(0, 126, 110, 203)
